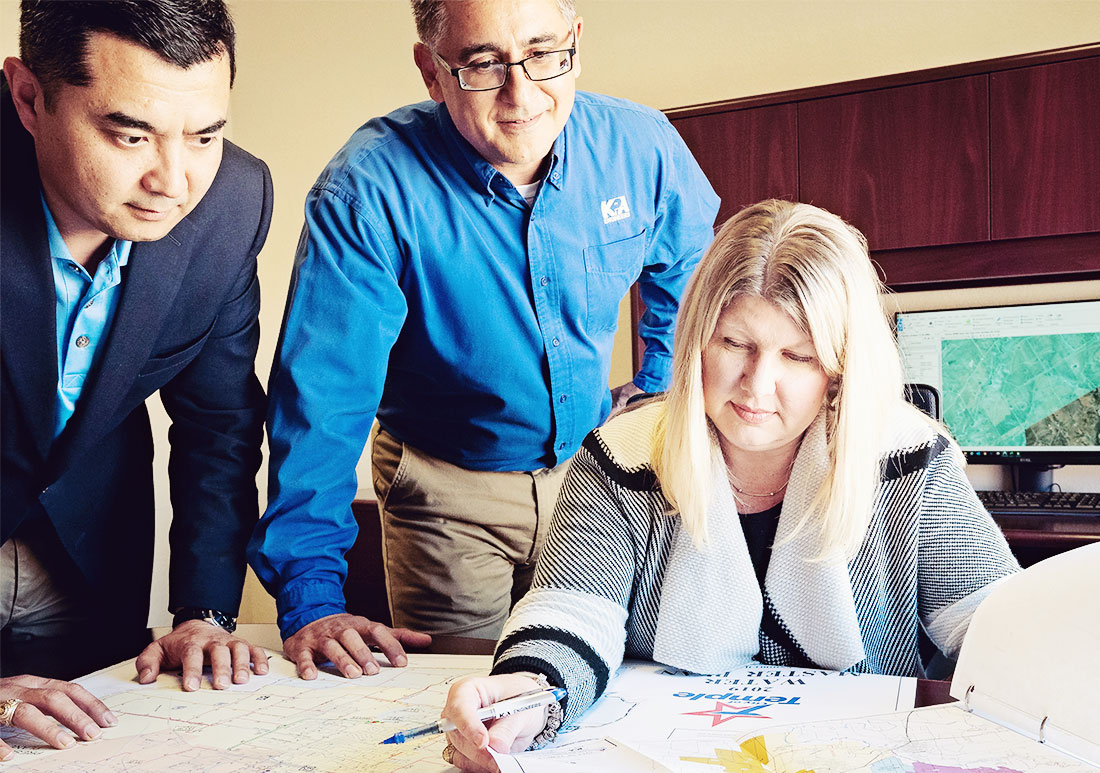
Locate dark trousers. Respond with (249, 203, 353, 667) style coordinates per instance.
(0, 519, 151, 681)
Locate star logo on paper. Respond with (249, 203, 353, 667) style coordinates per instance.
(600, 195, 631, 224)
(683, 701, 772, 727)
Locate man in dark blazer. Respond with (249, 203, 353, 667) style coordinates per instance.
(0, 0, 271, 757)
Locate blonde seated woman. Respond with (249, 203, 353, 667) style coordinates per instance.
(439, 200, 1019, 772)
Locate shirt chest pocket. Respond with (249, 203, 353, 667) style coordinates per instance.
(583, 230, 646, 334)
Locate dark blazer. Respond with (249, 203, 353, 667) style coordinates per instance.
(1, 82, 272, 630)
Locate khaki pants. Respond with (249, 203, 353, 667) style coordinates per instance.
(371, 428, 570, 639)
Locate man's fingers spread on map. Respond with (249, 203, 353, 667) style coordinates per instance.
(208, 644, 233, 690)
(322, 637, 363, 678)
(181, 644, 205, 691)
(5, 701, 77, 750)
(134, 641, 165, 683)
(292, 649, 318, 680)
(250, 645, 270, 675)
(229, 640, 253, 683)
(62, 682, 116, 728)
(391, 625, 433, 649)
(1, 676, 115, 736)
(361, 623, 409, 669)
(32, 687, 104, 741)
(338, 628, 379, 674)
(14, 678, 115, 729)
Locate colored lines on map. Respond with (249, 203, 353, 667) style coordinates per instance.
(680, 736, 813, 772)
(910, 766, 1023, 773)
(679, 735, 1027, 773)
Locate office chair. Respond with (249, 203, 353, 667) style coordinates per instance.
(345, 499, 393, 626)
(904, 383, 942, 420)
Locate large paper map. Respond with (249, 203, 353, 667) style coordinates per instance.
(0, 652, 490, 771)
(700, 704, 1095, 773)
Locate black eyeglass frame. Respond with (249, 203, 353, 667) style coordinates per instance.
(434, 33, 577, 92)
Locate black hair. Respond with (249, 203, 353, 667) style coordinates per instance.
(20, 0, 236, 99)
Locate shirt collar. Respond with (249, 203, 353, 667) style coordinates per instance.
(40, 191, 132, 275)
(434, 102, 568, 203)
(543, 129, 566, 191)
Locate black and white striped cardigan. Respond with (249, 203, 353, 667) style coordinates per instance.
(492, 399, 1019, 724)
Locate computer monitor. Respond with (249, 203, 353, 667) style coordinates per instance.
(895, 299, 1100, 489)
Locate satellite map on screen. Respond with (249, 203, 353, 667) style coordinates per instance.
(941, 332, 1100, 448)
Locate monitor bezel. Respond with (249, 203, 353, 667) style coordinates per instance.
(893, 298, 1100, 466)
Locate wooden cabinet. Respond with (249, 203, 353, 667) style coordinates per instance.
(673, 104, 798, 226)
(666, 44, 1100, 290)
(991, 57, 1100, 240)
(798, 77, 989, 251)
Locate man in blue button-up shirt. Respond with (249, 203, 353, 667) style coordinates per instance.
(249, 0, 719, 679)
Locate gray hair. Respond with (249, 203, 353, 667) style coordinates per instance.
(411, 0, 577, 50)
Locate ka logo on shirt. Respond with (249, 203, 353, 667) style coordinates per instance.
(601, 195, 631, 224)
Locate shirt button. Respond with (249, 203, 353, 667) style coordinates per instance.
(552, 338, 560, 347)
(540, 276, 549, 287)
(559, 395, 568, 403)
(69, 265, 81, 274)
(75, 335, 90, 348)
(84, 299, 95, 309)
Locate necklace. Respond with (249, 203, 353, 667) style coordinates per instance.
(725, 459, 795, 498)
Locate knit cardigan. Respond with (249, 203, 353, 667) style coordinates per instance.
(492, 399, 1019, 724)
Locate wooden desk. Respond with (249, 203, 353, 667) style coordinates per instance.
(992, 512, 1100, 567)
(417, 635, 496, 657)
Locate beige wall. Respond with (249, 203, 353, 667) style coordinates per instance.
(3, 1, 1098, 625)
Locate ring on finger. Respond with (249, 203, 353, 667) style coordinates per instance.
(0, 698, 23, 727)
(442, 742, 456, 765)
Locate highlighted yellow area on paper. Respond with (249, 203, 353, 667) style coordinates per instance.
(680, 735, 814, 773)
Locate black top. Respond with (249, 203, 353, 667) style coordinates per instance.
(739, 501, 782, 588)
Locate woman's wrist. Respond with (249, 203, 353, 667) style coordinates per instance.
(522, 673, 564, 751)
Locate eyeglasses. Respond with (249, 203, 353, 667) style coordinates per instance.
(434, 33, 576, 92)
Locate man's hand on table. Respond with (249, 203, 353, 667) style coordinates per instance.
(0, 675, 116, 761)
(283, 613, 432, 680)
(135, 621, 270, 691)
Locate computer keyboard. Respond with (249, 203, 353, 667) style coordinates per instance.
(977, 490, 1100, 517)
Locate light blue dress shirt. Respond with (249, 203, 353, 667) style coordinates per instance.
(251, 92, 720, 637)
(44, 194, 131, 439)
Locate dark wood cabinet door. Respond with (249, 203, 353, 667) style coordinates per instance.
(798, 76, 990, 251)
(671, 104, 798, 227)
(991, 56, 1100, 239)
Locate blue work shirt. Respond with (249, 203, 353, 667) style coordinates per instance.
(250, 92, 719, 637)
(44, 194, 131, 439)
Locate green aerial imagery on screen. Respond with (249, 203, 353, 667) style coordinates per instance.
(941, 332, 1100, 448)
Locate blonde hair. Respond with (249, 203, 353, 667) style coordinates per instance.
(653, 200, 903, 558)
